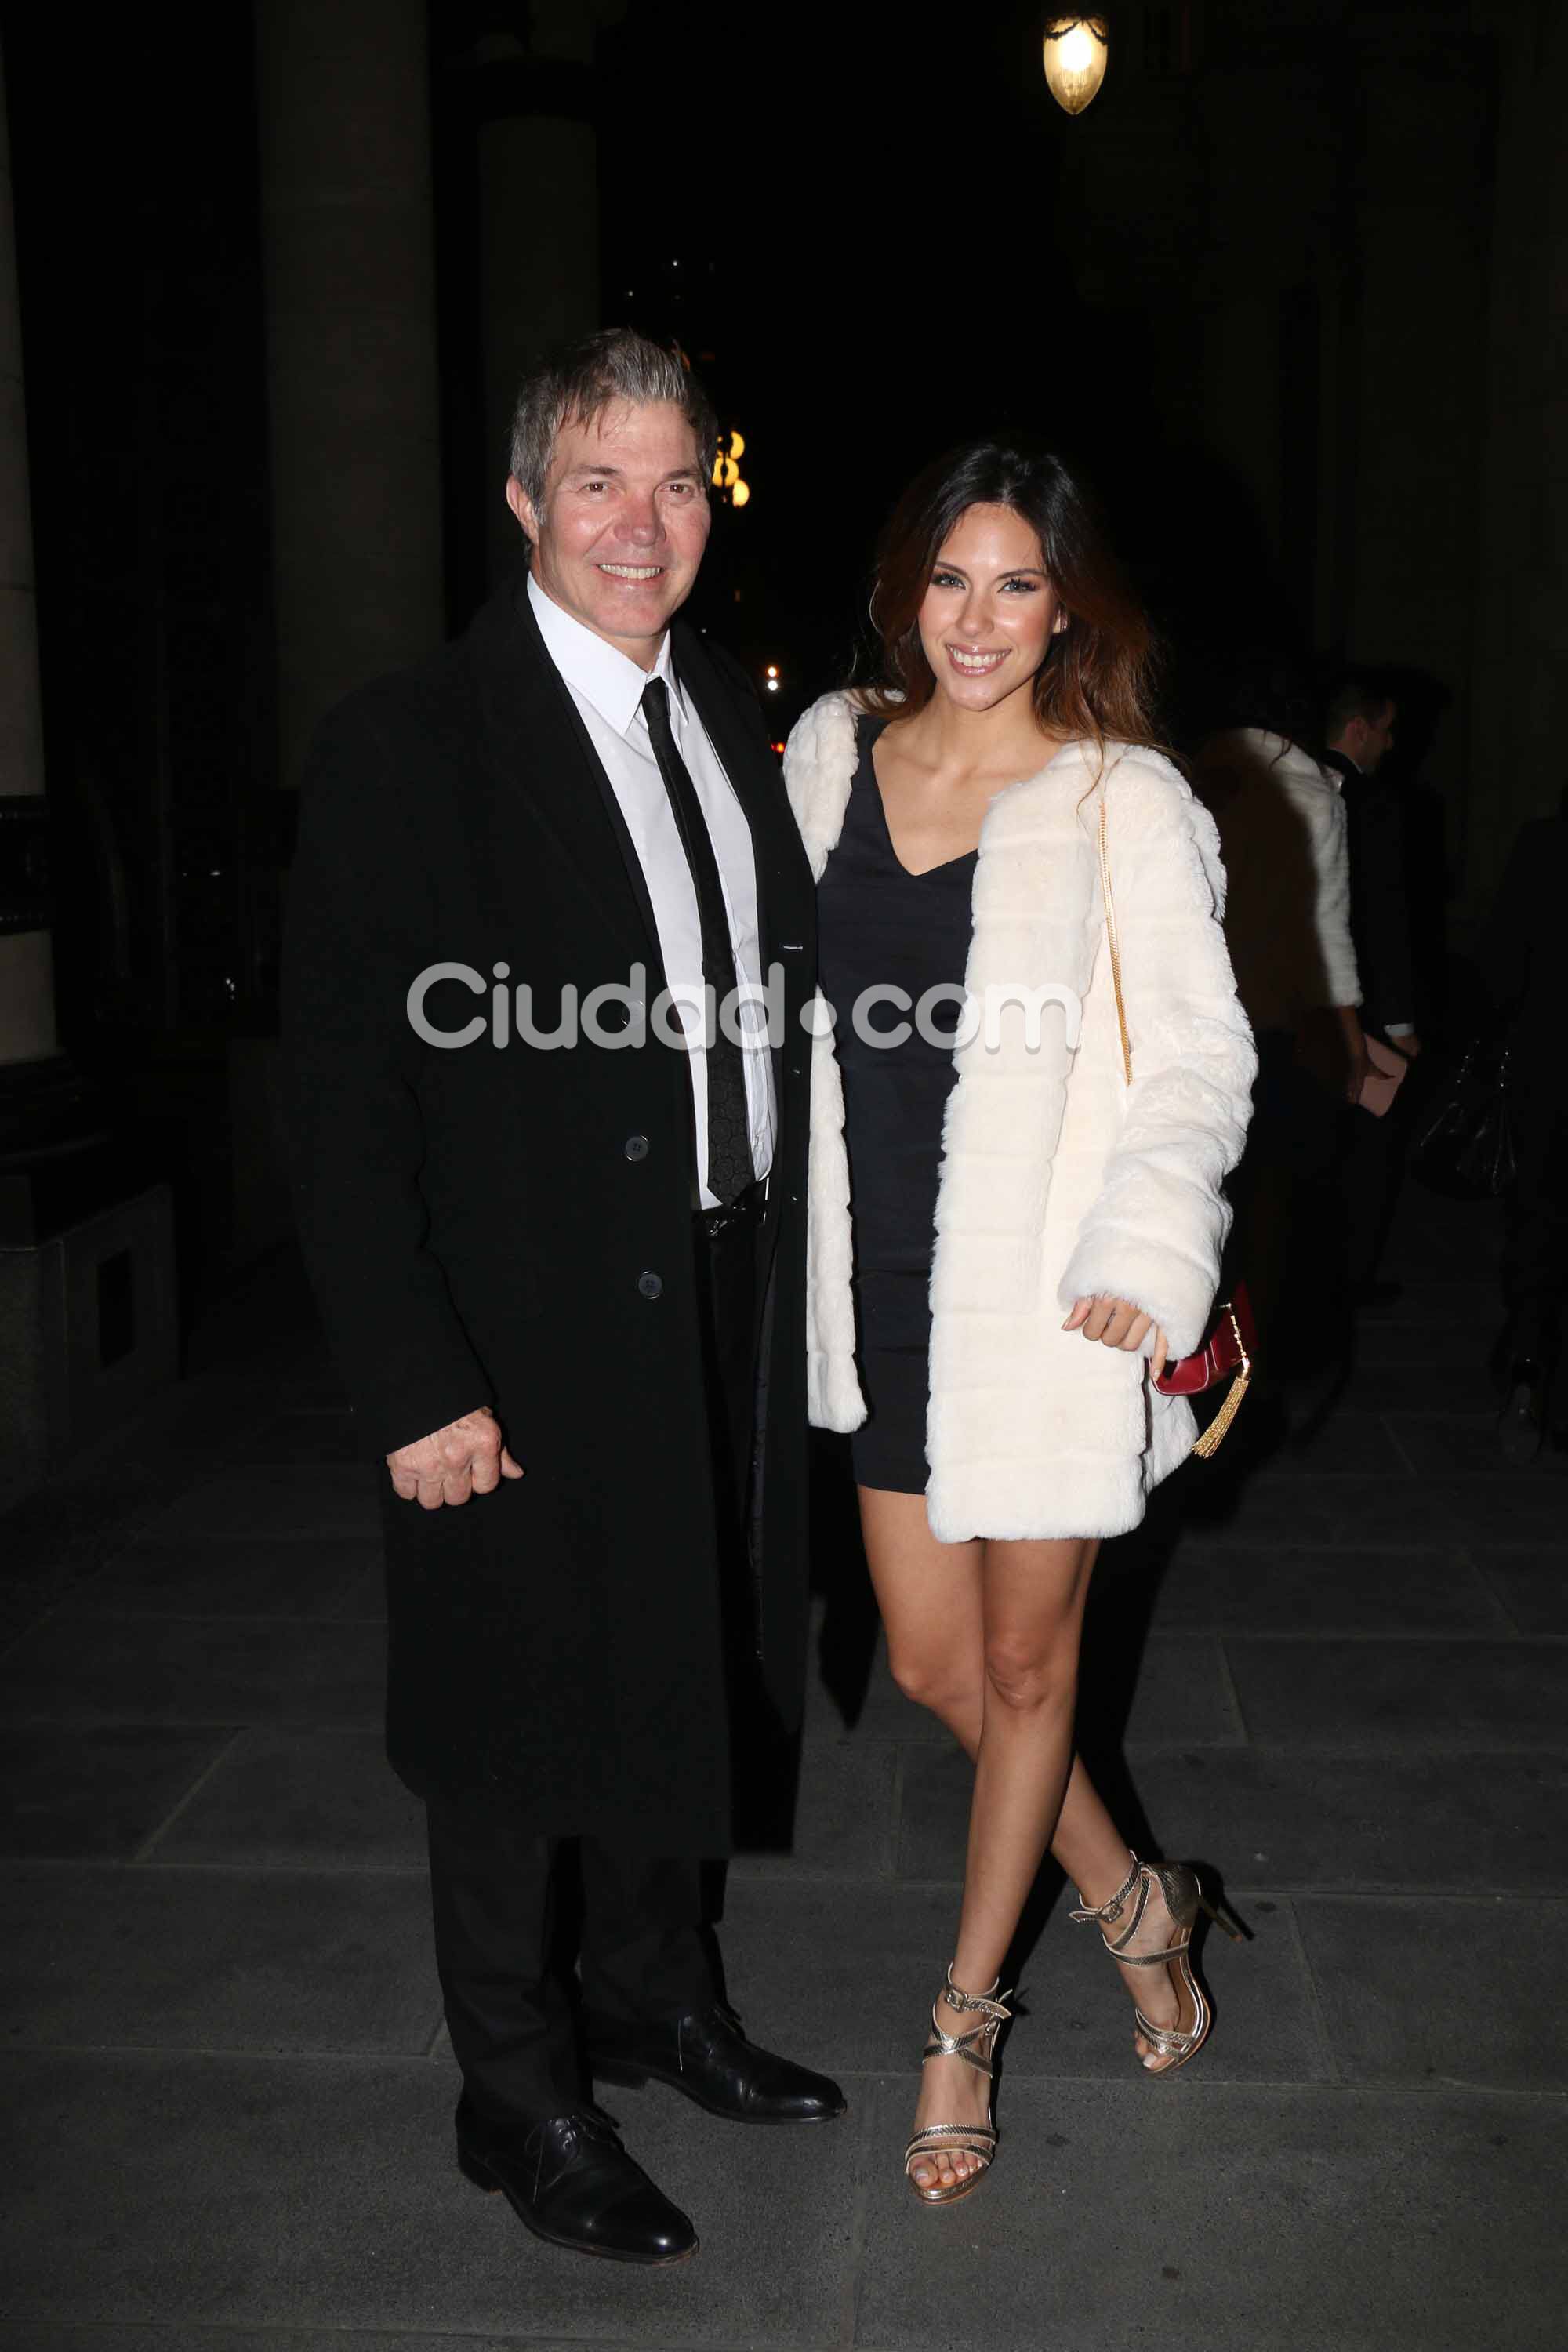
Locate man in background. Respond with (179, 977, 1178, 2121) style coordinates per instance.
(1324, 675, 1421, 1304)
(1323, 677, 1420, 1062)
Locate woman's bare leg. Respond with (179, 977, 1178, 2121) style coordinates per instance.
(1051, 1759, 1183, 2070)
(859, 1486, 985, 1748)
(860, 1494, 1182, 2190)
(945, 1534, 1099, 2007)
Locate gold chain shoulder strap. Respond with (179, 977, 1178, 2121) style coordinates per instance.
(1097, 787, 1132, 1085)
(1097, 782, 1253, 1457)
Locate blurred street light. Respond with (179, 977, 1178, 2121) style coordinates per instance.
(712, 429, 750, 507)
(1042, 16, 1109, 114)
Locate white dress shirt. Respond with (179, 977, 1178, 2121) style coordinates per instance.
(528, 575, 775, 1207)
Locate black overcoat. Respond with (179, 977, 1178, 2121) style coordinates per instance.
(1323, 749, 1416, 1040)
(281, 584, 818, 1852)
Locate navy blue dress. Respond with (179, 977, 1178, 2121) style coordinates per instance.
(816, 718, 978, 1493)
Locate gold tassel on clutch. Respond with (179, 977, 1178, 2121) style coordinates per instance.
(1191, 1364, 1251, 1459)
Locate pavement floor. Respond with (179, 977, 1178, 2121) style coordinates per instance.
(2, 1185, 1564, 2351)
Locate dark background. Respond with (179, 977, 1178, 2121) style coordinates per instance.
(3, 0, 1562, 1306)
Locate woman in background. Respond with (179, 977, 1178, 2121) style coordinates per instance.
(784, 441, 1254, 2204)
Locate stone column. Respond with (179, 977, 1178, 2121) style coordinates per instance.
(1337, 16, 1492, 868)
(0, 34, 176, 1510)
(1466, 0, 1568, 918)
(0, 30, 57, 1069)
(471, 4, 611, 586)
(254, 0, 445, 786)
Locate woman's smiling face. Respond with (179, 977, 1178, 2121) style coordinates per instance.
(916, 502, 1068, 713)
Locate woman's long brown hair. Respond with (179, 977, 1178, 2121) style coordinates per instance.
(859, 438, 1162, 754)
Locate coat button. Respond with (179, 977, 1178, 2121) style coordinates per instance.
(623, 1134, 650, 1161)
(637, 1269, 663, 1300)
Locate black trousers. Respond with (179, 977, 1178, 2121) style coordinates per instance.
(1503, 1076, 1568, 1367)
(426, 1194, 765, 2128)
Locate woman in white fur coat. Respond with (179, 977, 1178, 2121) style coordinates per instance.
(783, 441, 1255, 2204)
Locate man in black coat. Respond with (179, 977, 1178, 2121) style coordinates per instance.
(1323, 677, 1420, 1060)
(1324, 675, 1421, 1300)
(283, 330, 840, 2267)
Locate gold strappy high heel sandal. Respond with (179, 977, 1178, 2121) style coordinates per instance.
(904, 1966, 1012, 2206)
(1071, 1853, 1236, 2078)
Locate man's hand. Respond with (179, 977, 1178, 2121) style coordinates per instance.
(1391, 1030, 1422, 1060)
(1336, 1007, 1374, 1104)
(1063, 1295, 1170, 1381)
(387, 1407, 523, 1509)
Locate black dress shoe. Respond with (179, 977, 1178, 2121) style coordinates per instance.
(455, 2098, 697, 2264)
(586, 2000, 847, 2125)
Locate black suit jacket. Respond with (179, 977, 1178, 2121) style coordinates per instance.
(281, 584, 818, 1846)
(1323, 747, 1416, 1037)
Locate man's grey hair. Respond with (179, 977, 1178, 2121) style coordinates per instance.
(509, 327, 719, 513)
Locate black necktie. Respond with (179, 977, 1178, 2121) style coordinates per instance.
(640, 675, 754, 1206)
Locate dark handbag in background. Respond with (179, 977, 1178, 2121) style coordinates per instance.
(1409, 1038, 1517, 1200)
(1098, 794, 1255, 1458)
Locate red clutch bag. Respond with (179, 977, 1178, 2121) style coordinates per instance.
(1099, 792, 1257, 1460)
(1152, 1282, 1256, 1457)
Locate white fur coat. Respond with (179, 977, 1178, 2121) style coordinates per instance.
(784, 694, 1258, 1542)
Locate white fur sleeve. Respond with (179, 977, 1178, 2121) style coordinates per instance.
(1058, 755, 1258, 1359)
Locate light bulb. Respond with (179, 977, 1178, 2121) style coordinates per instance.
(1042, 15, 1109, 115)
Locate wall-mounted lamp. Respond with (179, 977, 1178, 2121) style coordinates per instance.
(1042, 16, 1109, 115)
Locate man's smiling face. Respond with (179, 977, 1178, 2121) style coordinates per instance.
(508, 399, 712, 667)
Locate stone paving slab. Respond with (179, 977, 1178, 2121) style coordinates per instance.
(851, 2074, 1566, 2352)
(0, 2332, 694, 2352)
(1094, 1746, 1568, 1894)
(1250, 1411, 1410, 1475)
(714, 1876, 1328, 2085)
(1354, 1276, 1499, 1328)
(1469, 1547, 1568, 1635)
(150, 1727, 426, 1868)
(0, 1725, 234, 1860)
(1352, 1314, 1499, 1367)
(1335, 1363, 1496, 1414)
(72, 1534, 383, 1619)
(1, 1864, 440, 2053)
(1187, 1466, 1568, 1551)
(728, 1735, 899, 1882)
(1, 2050, 863, 2346)
(1223, 1636, 1567, 1750)
(1389, 1414, 1568, 1478)
(1141, 1544, 1508, 1636)
(1293, 1895, 1566, 2092)
(143, 1465, 380, 1542)
(0, 1613, 386, 1726)
(2, 1197, 1559, 2350)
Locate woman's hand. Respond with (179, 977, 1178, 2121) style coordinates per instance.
(1063, 1295, 1170, 1380)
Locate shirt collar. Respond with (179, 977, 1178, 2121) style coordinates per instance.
(528, 572, 685, 738)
